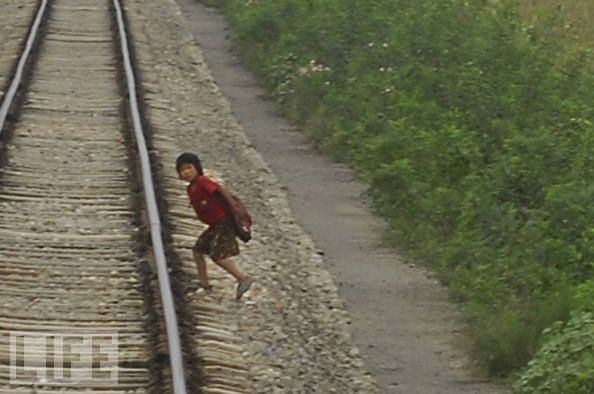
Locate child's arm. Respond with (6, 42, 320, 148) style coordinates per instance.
(214, 186, 235, 211)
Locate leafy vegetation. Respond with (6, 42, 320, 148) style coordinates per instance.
(514, 311, 594, 393)
(196, 0, 594, 391)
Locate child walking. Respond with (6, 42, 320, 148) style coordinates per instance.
(176, 152, 253, 300)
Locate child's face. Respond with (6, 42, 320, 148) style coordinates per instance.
(178, 163, 199, 183)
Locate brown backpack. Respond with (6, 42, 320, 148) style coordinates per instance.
(226, 192, 252, 243)
(217, 186, 252, 243)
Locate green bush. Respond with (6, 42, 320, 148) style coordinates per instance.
(514, 312, 594, 394)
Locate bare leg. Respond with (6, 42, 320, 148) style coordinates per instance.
(212, 258, 248, 282)
(214, 258, 253, 300)
(192, 249, 210, 288)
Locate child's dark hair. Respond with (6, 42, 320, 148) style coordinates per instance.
(176, 152, 204, 175)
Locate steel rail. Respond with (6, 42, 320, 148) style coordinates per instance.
(112, 1, 188, 393)
(0, 0, 49, 136)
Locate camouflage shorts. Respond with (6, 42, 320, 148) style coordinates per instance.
(193, 219, 239, 261)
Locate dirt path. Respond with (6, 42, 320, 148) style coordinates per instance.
(175, 1, 508, 393)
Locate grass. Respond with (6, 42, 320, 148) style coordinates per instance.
(519, 1, 594, 51)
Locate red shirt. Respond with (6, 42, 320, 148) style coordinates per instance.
(187, 176, 227, 225)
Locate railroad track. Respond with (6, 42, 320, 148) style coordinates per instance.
(0, 0, 191, 392)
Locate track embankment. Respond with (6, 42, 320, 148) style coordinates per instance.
(123, 0, 382, 392)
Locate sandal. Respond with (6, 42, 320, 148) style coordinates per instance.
(236, 277, 253, 300)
